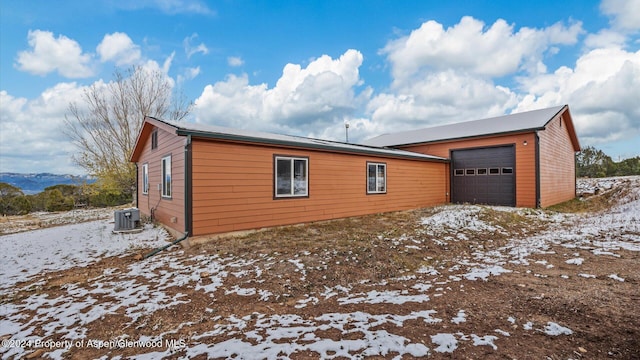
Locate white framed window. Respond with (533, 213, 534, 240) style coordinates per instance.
(142, 163, 149, 194)
(161, 155, 172, 198)
(367, 162, 386, 194)
(275, 156, 308, 198)
(454, 169, 464, 176)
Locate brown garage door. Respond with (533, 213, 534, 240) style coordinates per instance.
(451, 145, 515, 206)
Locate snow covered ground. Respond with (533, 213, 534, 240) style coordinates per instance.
(0, 177, 638, 359)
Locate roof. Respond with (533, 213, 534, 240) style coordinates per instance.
(363, 105, 579, 150)
(130, 116, 448, 163)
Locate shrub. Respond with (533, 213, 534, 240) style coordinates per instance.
(0, 182, 31, 215)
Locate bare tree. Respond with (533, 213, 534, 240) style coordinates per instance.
(65, 66, 192, 198)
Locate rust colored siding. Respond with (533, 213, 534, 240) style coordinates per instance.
(190, 140, 447, 236)
(538, 114, 577, 207)
(401, 133, 537, 207)
(135, 126, 185, 234)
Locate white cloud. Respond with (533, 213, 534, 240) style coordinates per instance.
(184, 33, 209, 58)
(515, 46, 640, 145)
(97, 32, 141, 65)
(16, 30, 94, 78)
(111, 0, 215, 15)
(366, 71, 517, 131)
(194, 49, 366, 137)
(228, 56, 244, 67)
(584, 29, 627, 49)
(601, 0, 640, 31)
(0, 85, 87, 174)
(381, 16, 583, 87)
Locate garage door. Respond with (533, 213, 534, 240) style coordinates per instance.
(451, 145, 515, 206)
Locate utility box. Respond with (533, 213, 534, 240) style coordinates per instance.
(114, 208, 141, 232)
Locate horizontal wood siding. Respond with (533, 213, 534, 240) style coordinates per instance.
(401, 133, 537, 207)
(191, 140, 447, 236)
(538, 114, 577, 207)
(136, 126, 185, 234)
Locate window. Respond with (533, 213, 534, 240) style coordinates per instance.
(454, 169, 464, 176)
(367, 162, 386, 194)
(489, 168, 500, 175)
(275, 156, 308, 198)
(142, 163, 149, 194)
(477, 168, 487, 175)
(161, 155, 171, 198)
(151, 130, 158, 149)
(465, 169, 476, 176)
(501, 167, 513, 175)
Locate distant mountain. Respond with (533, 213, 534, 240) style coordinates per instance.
(0, 173, 96, 195)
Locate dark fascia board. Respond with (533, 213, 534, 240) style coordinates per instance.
(174, 128, 449, 163)
(397, 127, 545, 148)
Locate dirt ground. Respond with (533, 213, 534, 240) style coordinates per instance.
(1, 178, 639, 359)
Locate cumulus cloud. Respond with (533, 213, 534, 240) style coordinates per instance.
(516, 46, 640, 145)
(0, 85, 87, 174)
(194, 49, 366, 137)
(97, 32, 141, 65)
(381, 16, 583, 87)
(601, 0, 640, 31)
(367, 71, 517, 130)
(184, 33, 209, 58)
(16, 30, 94, 78)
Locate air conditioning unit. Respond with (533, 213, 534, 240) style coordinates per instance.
(114, 208, 141, 232)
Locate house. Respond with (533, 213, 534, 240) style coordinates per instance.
(364, 104, 580, 208)
(130, 117, 449, 238)
(130, 104, 580, 238)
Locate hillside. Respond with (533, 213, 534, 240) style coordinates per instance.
(0, 172, 95, 194)
(0, 176, 638, 359)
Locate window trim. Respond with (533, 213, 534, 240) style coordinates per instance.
(367, 162, 387, 194)
(454, 169, 465, 177)
(477, 168, 487, 176)
(501, 167, 514, 175)
(489, 167, 500, 175)
(465, 168, 476, 176)
(142, 163, 149, 195)
(274, 155, 309, 199)
(161, 155, 172, 198)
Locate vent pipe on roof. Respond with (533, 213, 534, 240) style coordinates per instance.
(345, 121, 350, 143)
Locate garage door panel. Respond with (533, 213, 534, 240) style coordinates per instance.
(452, 146, 515, 206)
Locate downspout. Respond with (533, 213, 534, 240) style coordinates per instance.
(184, 134, 193, 236)
(142, 135, 192, 260)
(535, 132, 541, 208)
(142, 232, 189, 259)
(134, 163, 139, 208)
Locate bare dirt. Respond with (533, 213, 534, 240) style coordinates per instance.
(1, 179, 639, 359)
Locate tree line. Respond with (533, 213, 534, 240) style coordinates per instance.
(577, 146, 640, 178)
(0, 183, 131, 216)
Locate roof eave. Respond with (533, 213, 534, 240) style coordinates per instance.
(392, 127, 547, 148)
(176, 128, 448, 163)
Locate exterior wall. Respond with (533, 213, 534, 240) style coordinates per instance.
(401, 132, 538, 207)
(538, 114, 577, 207)
(190, 139, 447, 236)
(135, 126, 186, 235)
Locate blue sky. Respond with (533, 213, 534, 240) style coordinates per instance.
(1, 0, 639, 175)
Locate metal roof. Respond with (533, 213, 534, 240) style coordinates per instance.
(363, 105, 567, 147)
(145, 117, 448, 162)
